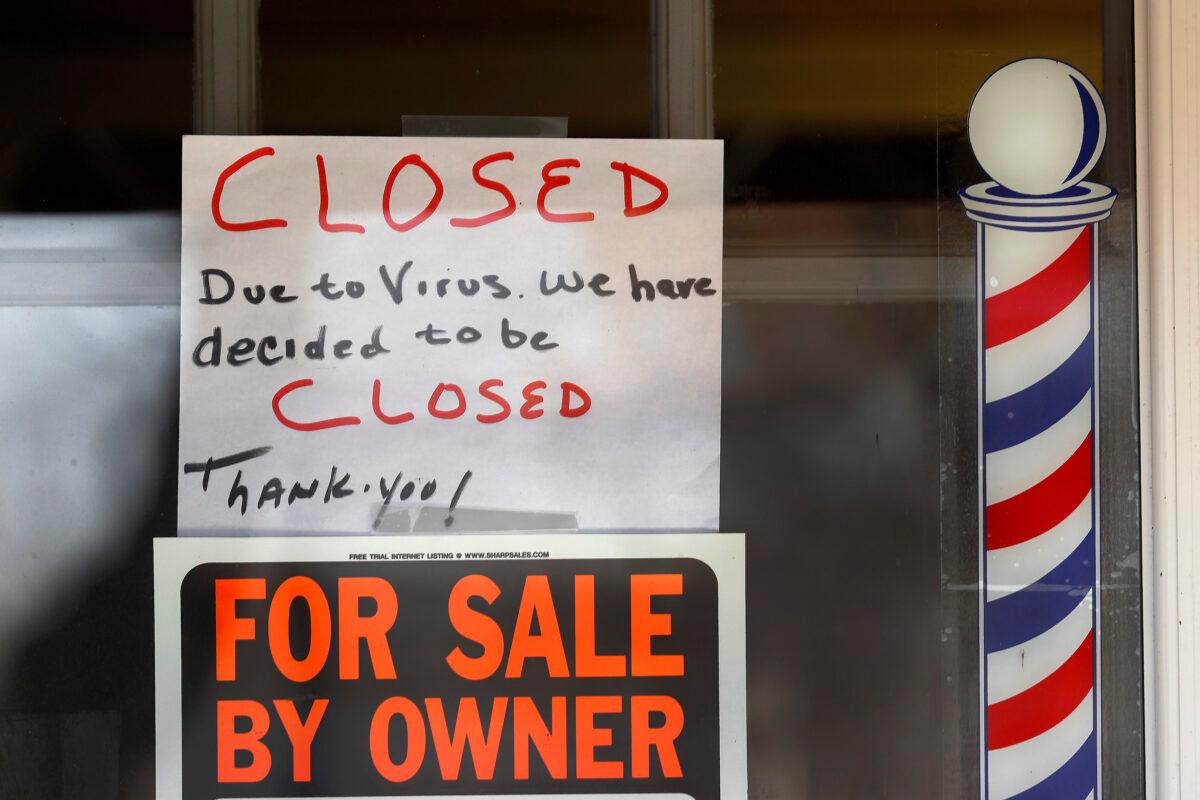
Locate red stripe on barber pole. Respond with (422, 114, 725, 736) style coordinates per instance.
(987, 630, 1094, 749)
(986, 432, 1093, 550)
(985, 227, 1092, 348)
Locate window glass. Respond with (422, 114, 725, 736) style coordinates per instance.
(0, 3, 190, 796)
(0, 2, 1143, 798)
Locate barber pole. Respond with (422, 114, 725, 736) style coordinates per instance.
(960, 59, 1116, 799)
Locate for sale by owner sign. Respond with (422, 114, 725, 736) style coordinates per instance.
(154, 533, 746, 799)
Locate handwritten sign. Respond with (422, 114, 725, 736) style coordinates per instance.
(178, 137, 723, 533)
(154, 533, 747, 799)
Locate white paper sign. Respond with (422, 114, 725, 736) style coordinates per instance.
(178, 137, 722, 533)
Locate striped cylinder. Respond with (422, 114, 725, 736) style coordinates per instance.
(961, 180, 1116, 800)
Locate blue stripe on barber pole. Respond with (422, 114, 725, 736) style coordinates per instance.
(985, 530, 1095, 652)
(983, 333, 1093, 453)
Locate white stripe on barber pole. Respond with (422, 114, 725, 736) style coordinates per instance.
(984, 226, 1083, 297)
(984, 287, 1092, 403)
(987, 590, 1094, 704)
(988, 689, 1094, 799)
(987, 492, 1093, 601)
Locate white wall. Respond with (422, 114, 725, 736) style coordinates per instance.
(1138, 0, 1200, 795)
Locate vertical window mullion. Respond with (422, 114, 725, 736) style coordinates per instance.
(194, 0, 260, 135)
(651, 0, 714, 139)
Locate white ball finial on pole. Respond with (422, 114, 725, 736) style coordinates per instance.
(968, 58, 1107, 197)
